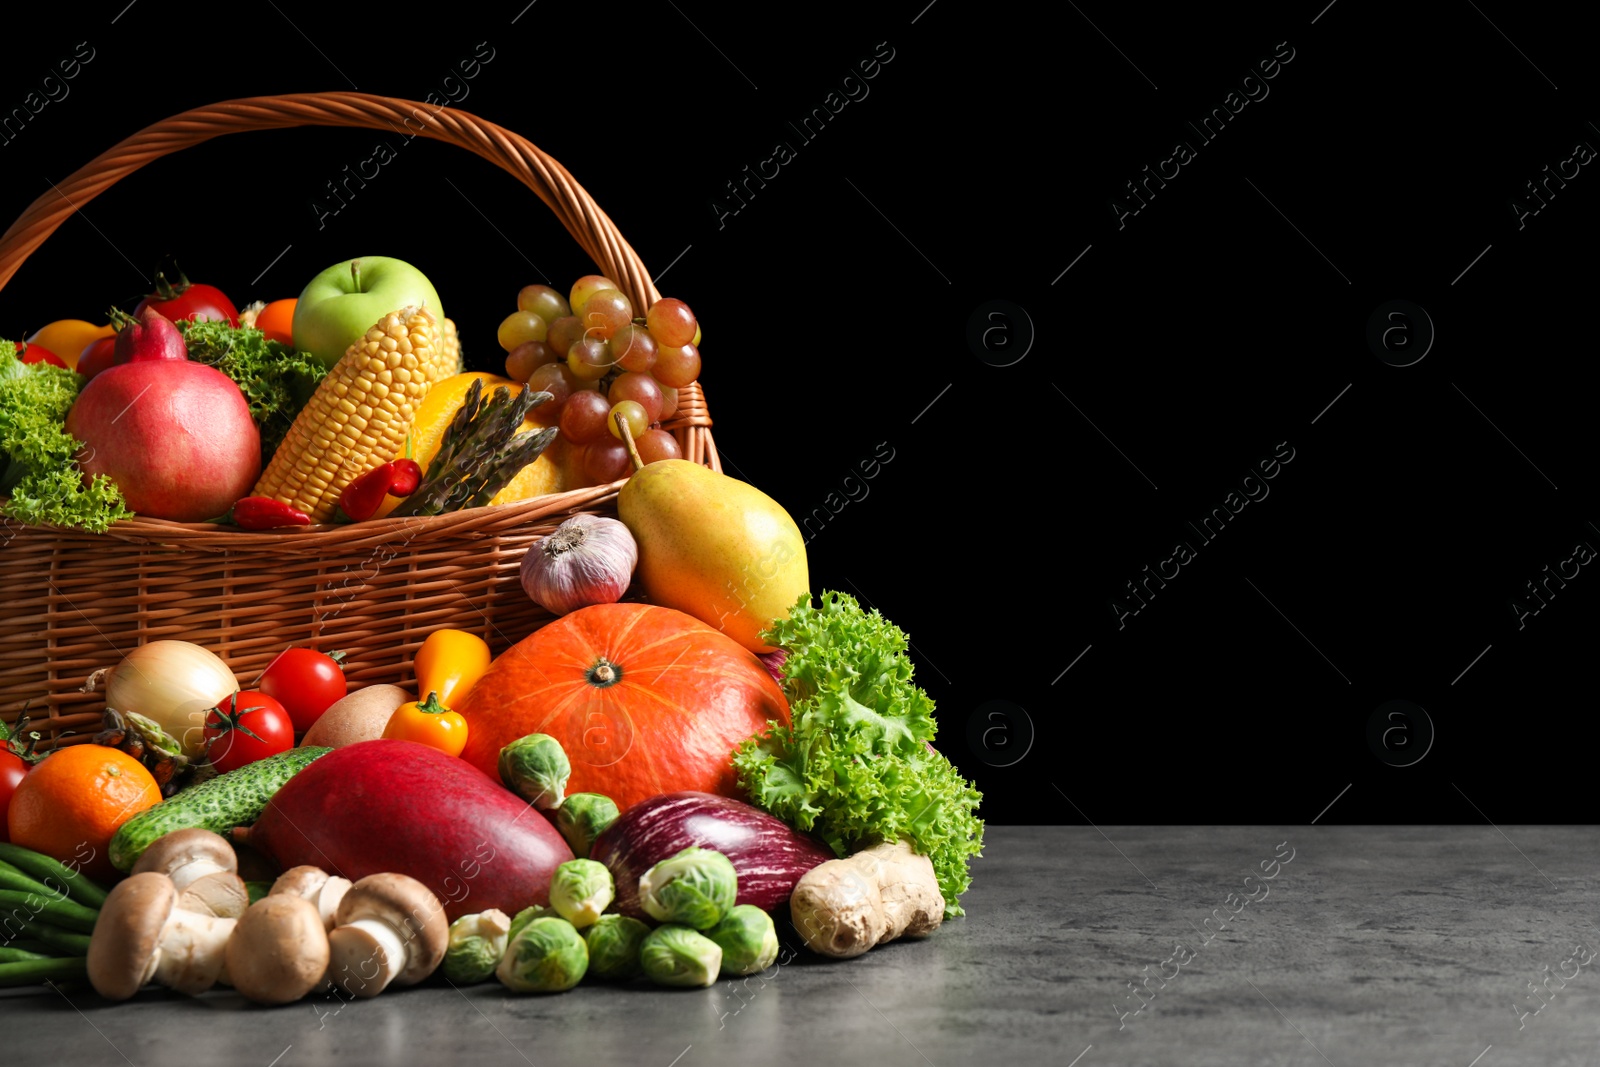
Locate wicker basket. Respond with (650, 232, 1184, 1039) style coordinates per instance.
(0, 93, 719, 748)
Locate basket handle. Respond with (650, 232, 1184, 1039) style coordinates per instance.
(0, 92, 663, 314)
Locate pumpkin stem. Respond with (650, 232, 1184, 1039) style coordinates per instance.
(586, 658, 622, 687)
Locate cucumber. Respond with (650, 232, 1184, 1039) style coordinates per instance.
(109, 746, 332, 872)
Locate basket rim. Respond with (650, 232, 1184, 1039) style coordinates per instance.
(0, 91, 724, 540)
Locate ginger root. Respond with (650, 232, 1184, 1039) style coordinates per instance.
(859, 841, 943, 943)
(789, 839, 944, 959)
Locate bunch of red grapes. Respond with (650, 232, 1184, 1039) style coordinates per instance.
(499, 273, 700, 486)
(498, 274, 701, 485)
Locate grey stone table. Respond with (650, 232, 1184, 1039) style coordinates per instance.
(4, 827, 1597, 1066)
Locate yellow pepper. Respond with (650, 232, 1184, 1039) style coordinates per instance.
(383, 692, 469, 757)
(415, 629, 491, 708)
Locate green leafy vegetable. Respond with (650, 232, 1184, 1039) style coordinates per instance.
(178, 319, 327, 465)
(732, 591, 983, 918)
(0, 350, 132, 532)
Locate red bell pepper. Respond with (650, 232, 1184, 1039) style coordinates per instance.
(339, 459, 423, 522)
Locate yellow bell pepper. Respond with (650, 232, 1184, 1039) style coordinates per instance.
(383, 692, 469, 757)
(26, 319, 114, 372)
(415, 629, 491, 708)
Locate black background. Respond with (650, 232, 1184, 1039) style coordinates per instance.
(1, 1, 1594, 826)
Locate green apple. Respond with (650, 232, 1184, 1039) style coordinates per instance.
(292, 256, 445, 369)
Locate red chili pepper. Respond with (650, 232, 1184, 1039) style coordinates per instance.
(233, 497, 312, 529)
(339, 459, 424, 522)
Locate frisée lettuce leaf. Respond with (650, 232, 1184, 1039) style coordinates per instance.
(732, 591, 983, 918)
(0, 352, 132, 532)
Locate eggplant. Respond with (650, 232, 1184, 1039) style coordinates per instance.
(592, 792, 835, 917)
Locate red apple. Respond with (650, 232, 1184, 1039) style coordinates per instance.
(65, 361, 261, 522)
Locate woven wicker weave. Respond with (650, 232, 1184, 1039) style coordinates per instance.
(0, 93, 719, 747)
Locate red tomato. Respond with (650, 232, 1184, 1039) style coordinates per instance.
(135, 267, 239, 327)
(14, 342, 66, 369)
(258, 648, 348, 734)
(76, 336, 116, 380)
(0, 750, 27, 842)
(203, 691, 294, 774)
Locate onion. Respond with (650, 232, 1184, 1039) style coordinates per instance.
(91, 641, 238, 759)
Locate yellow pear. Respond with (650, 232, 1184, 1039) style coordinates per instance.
(618, 459, 809, 653)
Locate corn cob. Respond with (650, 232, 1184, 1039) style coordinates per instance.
(251, 306, 442, 522)
(438, 316, 464, 379)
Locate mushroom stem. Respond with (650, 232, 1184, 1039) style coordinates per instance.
(329, 918, 408, 997)
(269, 867, 353, 932)
(310, 879, 352, 932)
(151, 908, 237, 995)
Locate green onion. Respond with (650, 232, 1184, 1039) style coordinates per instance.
(0, 890, 100, 934)
(25, 924, 94, 956)
(0, 843, 109, 909)
(0, 945, 54, 963)
(0, 957, 87, 987)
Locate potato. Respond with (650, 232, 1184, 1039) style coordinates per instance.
(299, 685, 409, 749)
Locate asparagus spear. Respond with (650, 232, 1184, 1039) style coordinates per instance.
(391, 382, 558, 517)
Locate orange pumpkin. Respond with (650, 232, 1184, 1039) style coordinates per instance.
(456, 603, 790, 811)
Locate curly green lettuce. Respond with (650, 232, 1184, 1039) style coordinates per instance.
(178, 319, 327, 464)
(733, 591, 983, 918)
(0, 351, 132, 532)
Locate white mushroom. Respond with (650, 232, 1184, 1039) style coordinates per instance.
(132, 828, 249, 919)
(226, 893, 331, 1005)
(87, 872, 236, 999)
(326, 873, 449, 998)
(269, 866, 353, 932)
(177, 874, 250, 920)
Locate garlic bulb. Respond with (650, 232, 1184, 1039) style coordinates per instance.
(521, 515, 638, 616)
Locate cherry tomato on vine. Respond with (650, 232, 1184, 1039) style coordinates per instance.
(14, 342, 66, 369)
(258, 647, 348, 733)
(75, 336, 116, 381)
(203, 691, 293, 774)
(135, 265, 239, 326)
(27, 320, 112, 372)
(0, 749, 28, 842)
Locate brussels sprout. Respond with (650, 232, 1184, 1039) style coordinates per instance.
(583, 914, 652, 981)
(443, 909, 512, 985)
(498, 733, 572, 809)
(555, 792, 620, 857)
(508, 903, 555, 943)
(638, 847, 738, 930)
(550, 859, 614, 928)
(639, 924, 723, 988)
(703, 904, 779, 976)
(495, 916, 588, 993)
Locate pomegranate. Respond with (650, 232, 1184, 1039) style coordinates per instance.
(65, 361, 260, 522)
(112, 306, 188, 365)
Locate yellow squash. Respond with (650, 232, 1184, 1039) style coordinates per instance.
(374, 372, 573, 518)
